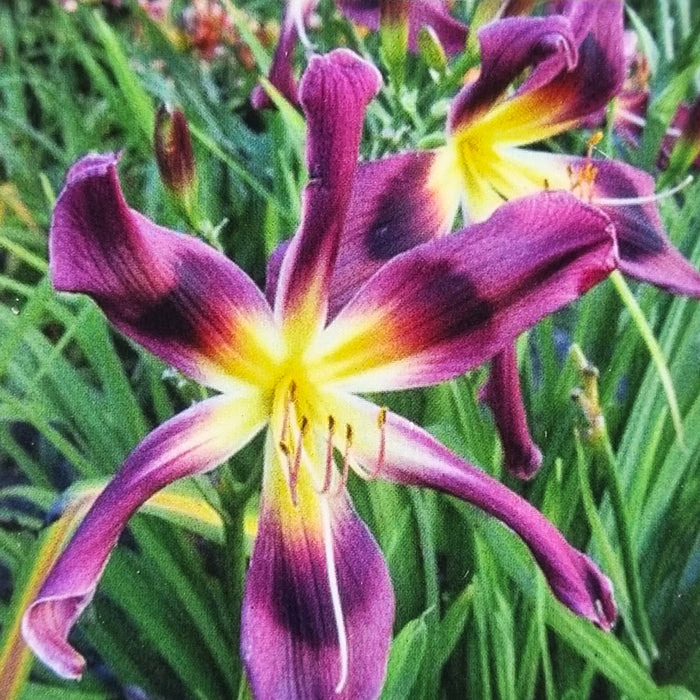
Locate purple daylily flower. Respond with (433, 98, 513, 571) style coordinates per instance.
(23, 49, 617, 699)
(251, 0, 468, 109)
(298, 0, 700, 480)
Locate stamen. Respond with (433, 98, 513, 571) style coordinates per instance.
(320, 501, 349, 695)
(333, 424, 352, 496)
(375, 407, 387, 477)
(294, 2, 314, 51)
(359, 408, 387, 480)
(567, 160, 598, 202)
(289, 416, 308, 506)
(321, 416, 336, 494)
(279, 380, 297, 450)
(586, 131, 604, 159)
(592, 174, 693, 207)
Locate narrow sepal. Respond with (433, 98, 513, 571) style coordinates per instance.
(22, 393, 267, 679)
(321, 391, 616, 630)
(274, 49, 382, 339)
(449, 14, 577, 132)
(310, 192, 617, 393)
(251, 0, 319, 109)
(481, 345, 543, 480)
(241, 451, 393, 700)
(50, 153, 279, 391)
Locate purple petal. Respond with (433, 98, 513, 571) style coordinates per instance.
(251, 0, 320, 109)
(450, 1, 625, 137)
(273, 49, 382, 337)
(266, 150, 457, 318)
(22, 393, 267, 679)
(331, 149, 458, 315)
(50, 153, 278, 390)
(481, 345, 543, 480)
(531, 153, 700, 298)
(591, 159, 700, 297)
(337, 0, 468, 55)
(241, 456, 393, 700)
(312, 192, 617, 393)
(323, 392, 616, 630)
(449, 14, 577, 132)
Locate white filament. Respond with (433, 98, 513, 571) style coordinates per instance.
(592, 175, 693, 206)
(321, 500, 349, 694)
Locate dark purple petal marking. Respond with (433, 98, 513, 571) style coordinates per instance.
(330, 150, 454, 315)
(274, 49, 382, 332)
(449, 15, 577, 132)
(49, 153, 277, 388)
(22, 394, 267, 679)
(587, 158, 700, 297)
(317, 192, 617, 392)
(266, 150, 455, 320)
(481, 345, 543, 480)
(241, 466, 393, 700)
(328, 393, 616, 630)
(450, 1, 624, 135)
(514, 1, 625, 128)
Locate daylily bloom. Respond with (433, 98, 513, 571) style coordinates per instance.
(610, 30, 700, 171)
(309, 0, 700, 479)
(23, 50, 618, 699)
(251, 0, 468, 108)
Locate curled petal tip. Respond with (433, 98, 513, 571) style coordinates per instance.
(565, 552, 617, 631)
(22, 597, 87, 680)
(65, 151, 120, 187)
(509, 444, 543, 481)
(301, 48, 382, 111)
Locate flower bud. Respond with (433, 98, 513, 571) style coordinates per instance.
(380, 0, 409, 88)
(154, 104, 197, 206)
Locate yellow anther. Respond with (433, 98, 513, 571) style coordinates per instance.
(587, 130, 604, 158)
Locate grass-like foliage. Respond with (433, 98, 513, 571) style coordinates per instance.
(1, 0, 700, 698)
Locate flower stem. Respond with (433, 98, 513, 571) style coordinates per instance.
(609, 270, 683, 444)
(570, 345, 658, 664)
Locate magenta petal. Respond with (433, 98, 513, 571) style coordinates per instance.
(450, 1, 625, 134)
(331, 394, 616, 630)
(50, 153, 276, 388)
(251, 0, 319, 109)
(22, 394, 266, 679)
(449, 14, 576, 131)
(267, 150, 454, 318)
(331, 149, 454, 316)
(587, 159, 700, 297)
(518, 0, 625, 126)
(318, 192, 617, 392)
(481, 345, 543, 480)
(274, 49, 382, 331)
(241, 481, 393, 700)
